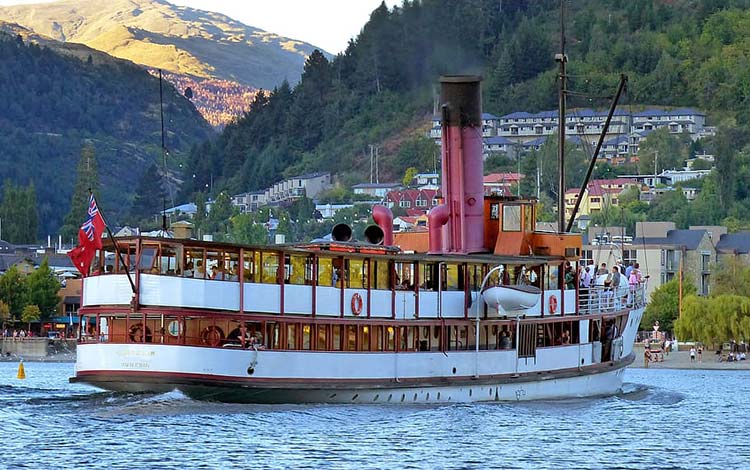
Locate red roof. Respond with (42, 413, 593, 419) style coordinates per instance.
(484, 172, 523, 184)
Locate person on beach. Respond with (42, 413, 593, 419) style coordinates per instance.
(697, 345, 703, 363)
(644, 347, 651, 368)
(690, 346, 696, 363)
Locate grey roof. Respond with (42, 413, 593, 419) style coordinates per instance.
(716, 232, 750, 254)
(631, 229, 707, 250)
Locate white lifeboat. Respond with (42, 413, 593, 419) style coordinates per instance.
(482, 284, 541, 312)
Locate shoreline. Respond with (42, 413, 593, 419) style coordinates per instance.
(628, 345, 750, 370)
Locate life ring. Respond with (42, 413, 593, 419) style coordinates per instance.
(549, 295, 558, 314)
(201, 326, 225, 347)
(351, 293, 363, 316)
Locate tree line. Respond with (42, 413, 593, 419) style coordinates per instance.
(0, 258, 60, 328)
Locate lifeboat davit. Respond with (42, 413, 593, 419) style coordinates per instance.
(482, 285, 541, 312)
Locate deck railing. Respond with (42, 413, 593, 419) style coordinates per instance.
(578, 284, 646, 314)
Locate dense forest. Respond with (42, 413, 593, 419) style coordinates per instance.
(181, 0, 750, 233)
(0, 31, 214, 237)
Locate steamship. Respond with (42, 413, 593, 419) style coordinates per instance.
(71, 76, 645, 403)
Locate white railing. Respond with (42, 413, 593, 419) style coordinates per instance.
(578, 284, 646, 314)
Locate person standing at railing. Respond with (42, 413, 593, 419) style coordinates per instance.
(579, 266, 592, 312)
(628, 265, 640, 306)
(610, 266, 621, 310)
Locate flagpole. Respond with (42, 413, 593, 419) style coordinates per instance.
(91, 191, 136, 294)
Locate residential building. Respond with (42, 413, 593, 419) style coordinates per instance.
(483, 172, 523, 196)
(564, 178, 640, 220)
(429, 106, 710, 165)
(231, 172, 332, 212)
(352, 182, 401, 199)
(716, 231, 750, 264)
(631, 222, 717, 299)
(384, 189, 438, 214)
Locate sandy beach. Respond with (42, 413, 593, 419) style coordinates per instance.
(629, 344, 750, 370)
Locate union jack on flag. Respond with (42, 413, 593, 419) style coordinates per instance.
(80, 194, 101, 241)
(69, 193, 106, 277)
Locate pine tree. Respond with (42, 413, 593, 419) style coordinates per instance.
(0, 181, 39, 244)
(61, 143, 101, 241)
(129, 163, 165, 223)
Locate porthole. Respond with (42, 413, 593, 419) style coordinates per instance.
(581, 358, 585, 365)
(352, 394, 359, 401)
(329, 393, 337, 399)
(373, 394, 379, 402)
(452, 367, 457, 374)
(388, 394, 392, 402)
(247, 367, 255, 375)
(401, 394, 405, 402)
(437, 392, 441, 400)
(469, 389, 473, 397)
(426, 393, 430, 401)
(413, 393, 418, 401)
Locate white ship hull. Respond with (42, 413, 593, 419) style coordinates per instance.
(73, 307, 641, 404)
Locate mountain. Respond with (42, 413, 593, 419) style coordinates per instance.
(0, 0, 324, 88)
(0, 0, 326, 126)
(0, 29, 214, 236)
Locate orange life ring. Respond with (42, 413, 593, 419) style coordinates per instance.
(351, 293, 363, 316)
(201, 326, 225, 347)
(549, 295, 558, 314)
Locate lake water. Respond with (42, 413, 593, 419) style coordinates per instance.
(1, 362, 748, 469)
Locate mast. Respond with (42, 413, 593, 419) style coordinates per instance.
(555, 0, 567, 233)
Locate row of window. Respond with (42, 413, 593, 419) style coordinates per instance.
(89, 315, 624, 353)
(96, 242, 568, 292)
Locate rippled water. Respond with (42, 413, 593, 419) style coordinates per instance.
(1, 362, 748, 469)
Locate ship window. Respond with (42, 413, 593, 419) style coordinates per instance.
(420, 262, 436, 291)
(316, 325, 328, 351)
(443, 264, 464, 291)
(395, 262, 415, 290)
(385, 326, 396, 351)
(490, 203, 500, 220)
(373, 260, 390, 290)
(102, 249, 115, 275)
(226, 251, 240, 281)
(346, 258, 368, 289)
(205, 251, 223, 279)
(302, 324, 311, 350)
(332, 325, 342, 351)
(285, 323, 298, 349)
(502, 205, 521, 232)
(317, 257, 333, 286)
(371, 325, 383, 351)
(346, 325, 357, 351)
(524, 205, 534, 232)
(184, 248, 204, 278)
(160, 244, 179, 275)
(266, 322, 280, 349)
(359, 325, 371, 351)
(241, 250, 255, 282)
(139, 245, 158, 272)
(261, 252, 279, 284)
(287, 255, 308, 285)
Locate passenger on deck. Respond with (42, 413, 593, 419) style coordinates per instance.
(183, 261, 194, 277)
(195, 260, 205, 279)
(212, 265, 227, 280)
(499, 330, 513, 350)
(561, 330, 571, 345)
